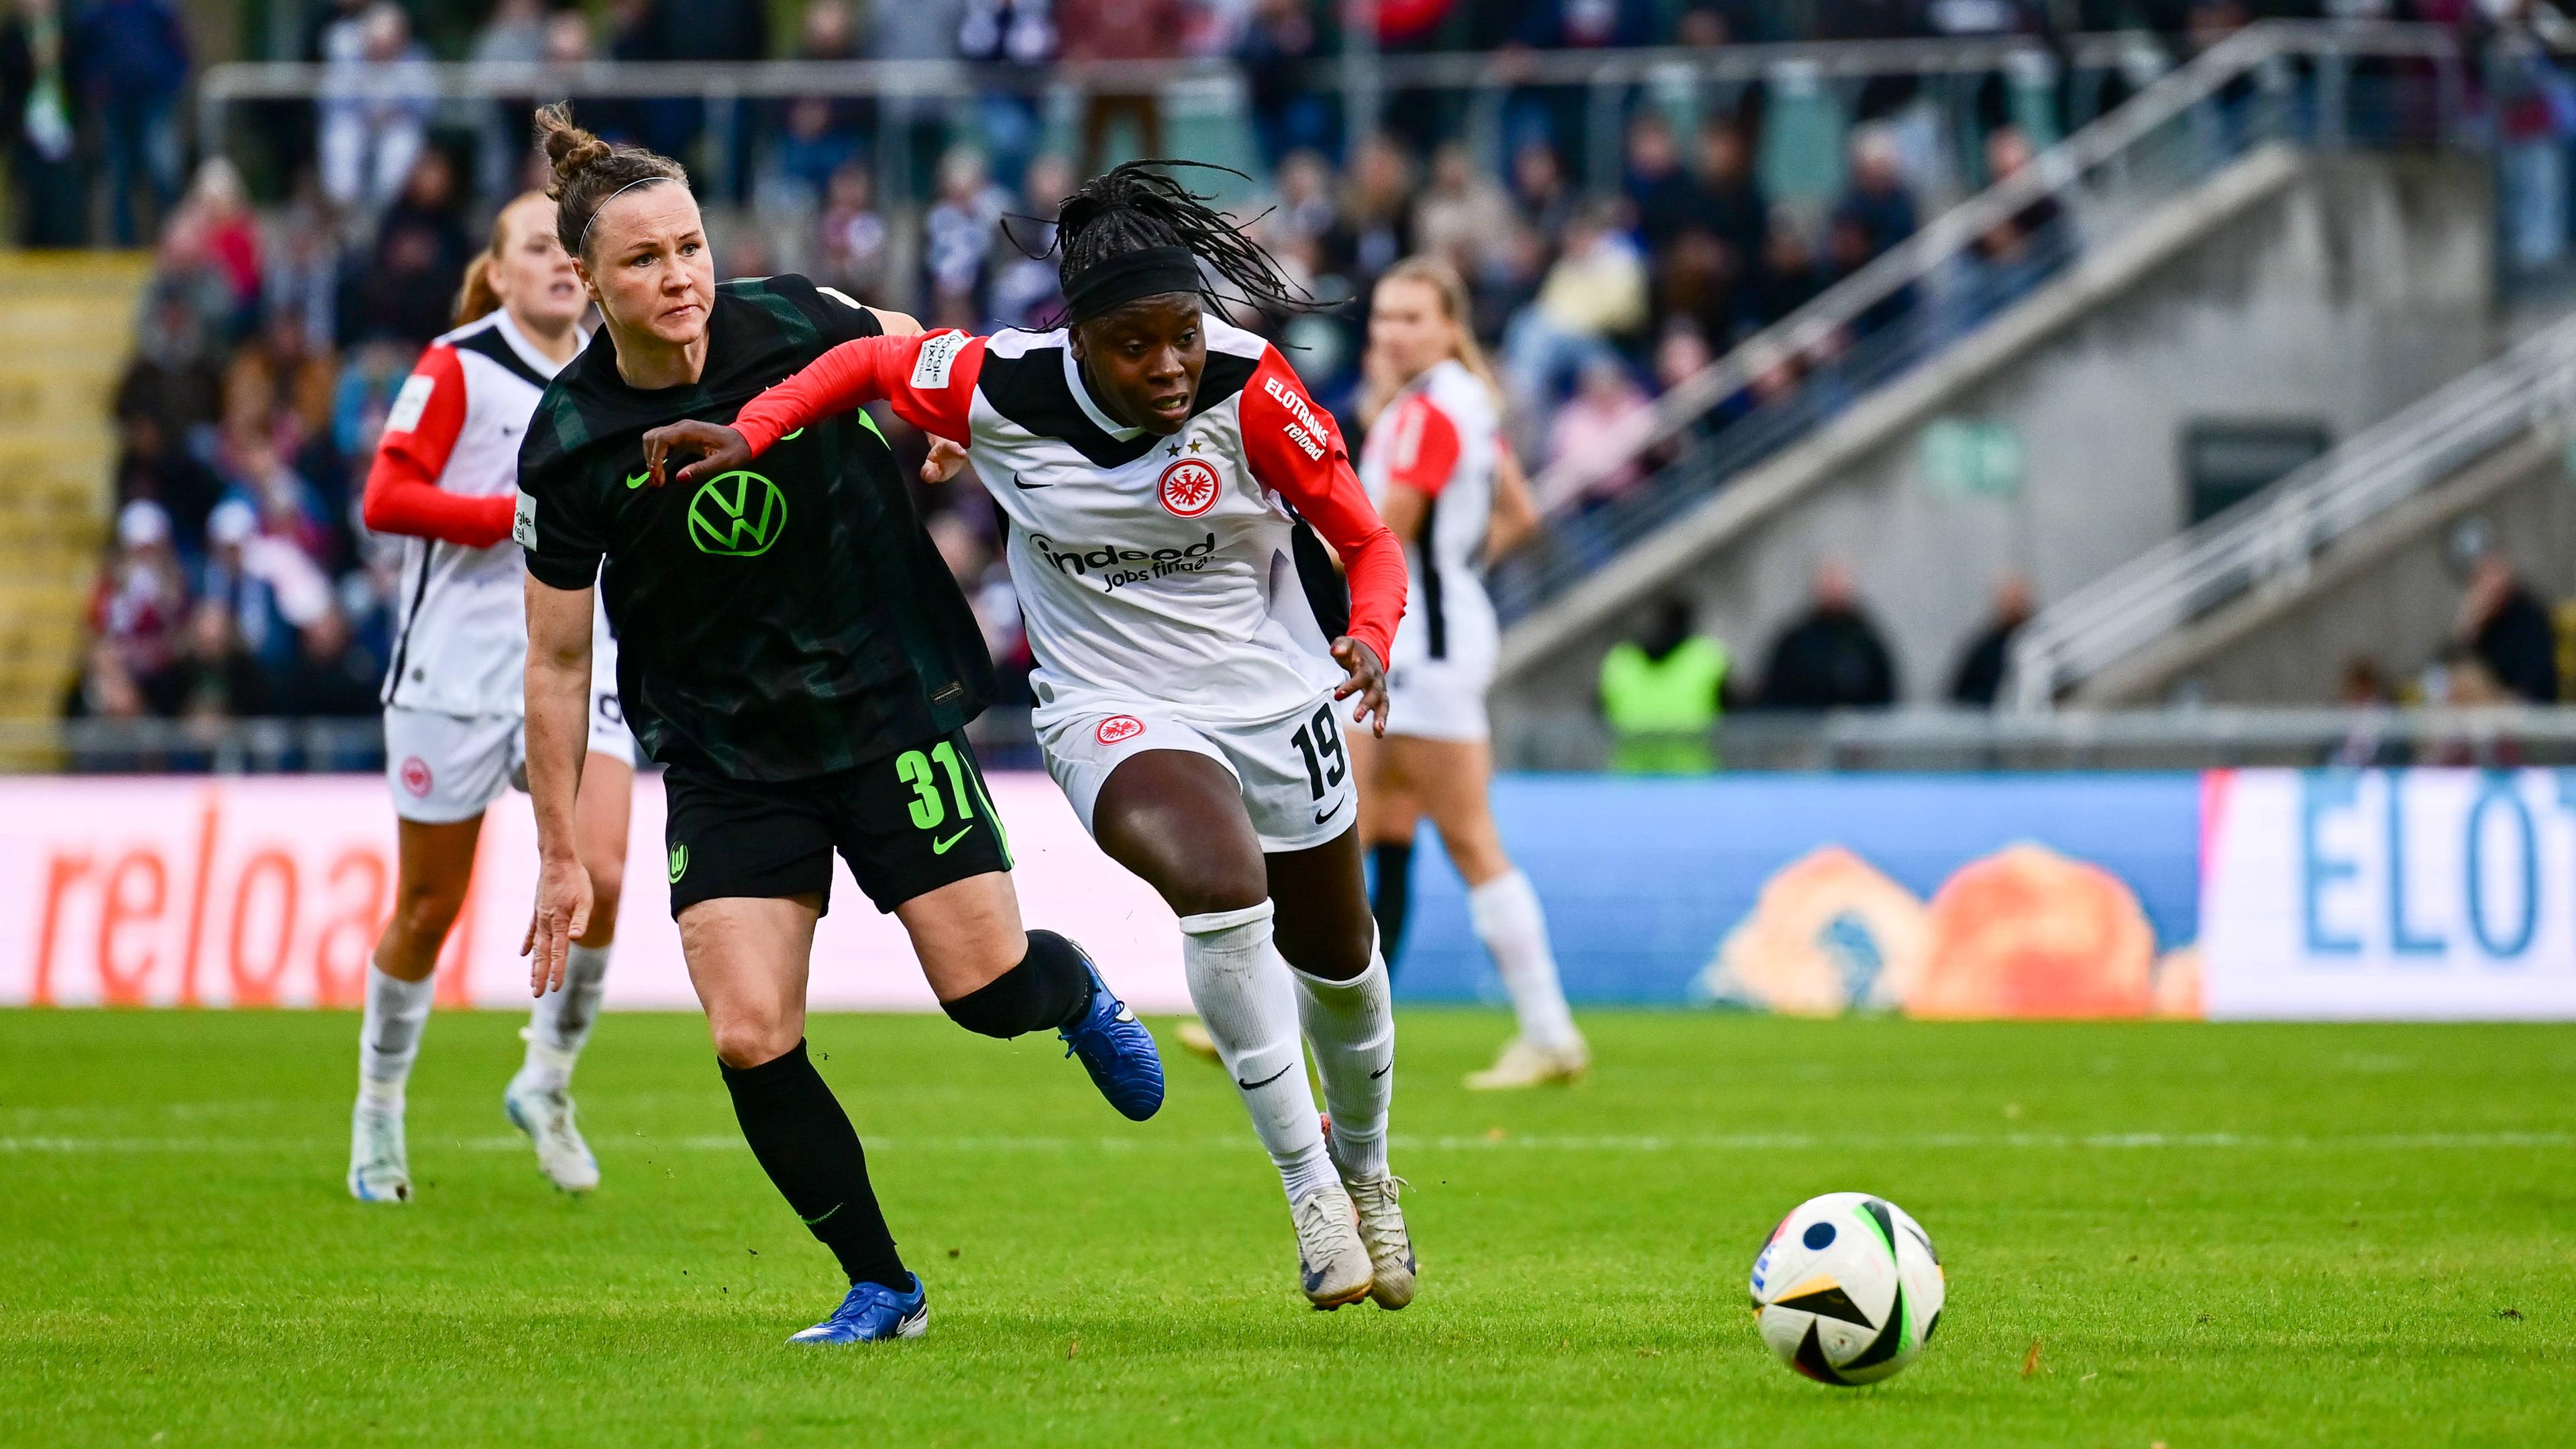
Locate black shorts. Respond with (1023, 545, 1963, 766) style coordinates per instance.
(662, 728, 1014, 917)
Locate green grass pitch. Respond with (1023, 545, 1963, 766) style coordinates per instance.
(3, 1008, 2571, 1446)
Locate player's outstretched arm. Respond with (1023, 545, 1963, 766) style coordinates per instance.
(1238, 349, 1407, 735)
(521, 574, 595, 996)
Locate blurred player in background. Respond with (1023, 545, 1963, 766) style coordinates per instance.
(347, 190, 635, 1203)
(647, 162, 1420, 1313)
(1347, 256, 1589, 1090)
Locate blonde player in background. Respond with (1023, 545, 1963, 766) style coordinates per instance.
(347, 191, 635, 1201)
(1344, 256, 1589, 1089)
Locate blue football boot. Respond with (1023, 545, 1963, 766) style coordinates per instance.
(786, 1274, 928, 1344)
(1057, 944, 1165, 1121)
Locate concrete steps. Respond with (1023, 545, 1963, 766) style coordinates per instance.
(0, 250, 150, 723)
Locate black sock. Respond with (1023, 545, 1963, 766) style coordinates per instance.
(939, 929, 1094, 1038)
(1370, 842, 1414, 976)
(718, 1040, 908, 1289)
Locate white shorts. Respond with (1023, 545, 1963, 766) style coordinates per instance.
(1037, 688, 1359, 854)
(385, 667, 635, 824)
(1384, 653, 1492, 743)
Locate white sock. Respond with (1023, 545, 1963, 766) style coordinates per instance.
(1468, 869, 1582, 1051)
(523, 942, 612, 1090)
(1179, 901, 1335, 1203)
(1291, 945, 1393, 1183)
(358, 963, 435, 1114)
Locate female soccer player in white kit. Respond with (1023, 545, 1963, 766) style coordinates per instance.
(1350, 256, 1589, 1089)
(643, 163, 1420, 1311)
(347, 191, 635, 1201)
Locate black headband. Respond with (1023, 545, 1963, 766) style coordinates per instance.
(1063, 245, 1204, 324)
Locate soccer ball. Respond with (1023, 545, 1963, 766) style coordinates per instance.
(1748, 1192, 1945, 1386)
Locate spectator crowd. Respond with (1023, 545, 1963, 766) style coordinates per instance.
(59, 0, 2569, 733)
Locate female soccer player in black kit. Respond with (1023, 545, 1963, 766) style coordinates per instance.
(644, 164, 1420, 1312)
(511, 106, 1163, 1346)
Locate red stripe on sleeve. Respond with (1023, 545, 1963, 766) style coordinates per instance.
(735, 330, 987, 455)
(1238, 347, 1405, 668)
(1382, 392, 1462, 498)
(360, 343, 516, 547)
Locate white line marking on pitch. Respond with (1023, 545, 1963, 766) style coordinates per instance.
(5, 1130, 2572, 1155)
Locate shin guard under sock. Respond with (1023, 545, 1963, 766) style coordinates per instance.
(718, 1040, 908, 1288)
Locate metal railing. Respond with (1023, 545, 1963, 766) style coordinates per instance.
(1497, 704, 2576, 772)
(19, 705, 2576, 775)
(197, 32, 2181, 205)
(1499, 20, 2468, 621)
(2002, 315, 2576, 710)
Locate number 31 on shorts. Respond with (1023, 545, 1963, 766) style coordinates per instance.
(895, 739, 1010, 859)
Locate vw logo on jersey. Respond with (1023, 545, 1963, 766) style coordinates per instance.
(1156, 458, 1222, 518)
(687, 470, 788, 557)
(1095, 715, 1146, 745)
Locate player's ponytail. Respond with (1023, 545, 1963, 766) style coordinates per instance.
(1053, 160, 1316, 325)
(1379, 254, 1505, 416)
(453, 252, 500, 327)
(533, 102, 687, 261)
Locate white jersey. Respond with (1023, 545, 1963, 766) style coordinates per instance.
(778, 315, 1404, 733)
(368, 310, 586, 717)
(1357, 358, 1501, 676)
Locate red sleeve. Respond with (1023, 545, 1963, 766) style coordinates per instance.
(359, 345, 515, 547)
(1238, 347, 1405, 669)
(1379, 392, 1462, 497)
(734, 329, 987, 456)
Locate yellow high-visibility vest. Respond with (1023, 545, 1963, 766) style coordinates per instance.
(1599, 637, 1727, 773)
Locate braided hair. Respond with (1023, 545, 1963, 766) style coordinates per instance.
(1054, 161, 1313, 325)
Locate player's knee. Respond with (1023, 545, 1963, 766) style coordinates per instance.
(708, 1014, 798, 1070)
(383, 881, 466, 955)
(1278, 916, 1374, 983)
(1159, 855, 1269, 921)
(583, 859, 625, 926)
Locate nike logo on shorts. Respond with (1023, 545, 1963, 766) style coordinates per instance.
(625, 470, 650, 489)
(1237, 1063, 1294, 1091)
(1313, 799, 1342, 825)
(932, 825, 973, 855)
(1010, 472, 1051, 489)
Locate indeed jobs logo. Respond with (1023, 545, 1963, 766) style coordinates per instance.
(1030, 531, 1218, 592)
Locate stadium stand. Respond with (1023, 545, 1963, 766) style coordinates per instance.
(15, 6, 2576, 770)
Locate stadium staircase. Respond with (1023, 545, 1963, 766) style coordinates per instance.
(2004, 314, 2576, 707)
(0, 251, 150, 732)
(1488, 21, 2489, 712)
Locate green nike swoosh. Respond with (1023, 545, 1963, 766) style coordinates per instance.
(798, 1202, 843, 1226)
(624, 470, 650, 489)
(931, 826, 973, 855)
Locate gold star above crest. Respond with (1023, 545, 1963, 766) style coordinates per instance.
(1187, 437, 1203, 453)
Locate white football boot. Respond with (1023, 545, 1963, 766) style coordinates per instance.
(1324, 1121, 1417, 1309)
(1290, 1181, 1374, 1310)
(347, 1102, 411, 1203)
(1463, 1035, 1591, 1091)
(503, 1073, 600, 1193)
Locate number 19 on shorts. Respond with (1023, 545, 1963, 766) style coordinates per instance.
(1289, 703, 1346, 801)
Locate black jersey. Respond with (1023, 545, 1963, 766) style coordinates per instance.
(515, 275, 993, 781)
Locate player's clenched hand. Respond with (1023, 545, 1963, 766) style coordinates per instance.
(922, 436, 970, 484)
(639, 419, 751, 489)
(522, 853, 593, 997)
(1330, 637, 1390, 737)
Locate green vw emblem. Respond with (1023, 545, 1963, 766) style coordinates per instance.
(667, 843, 689, 883)
(686, 470, 788, 556)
